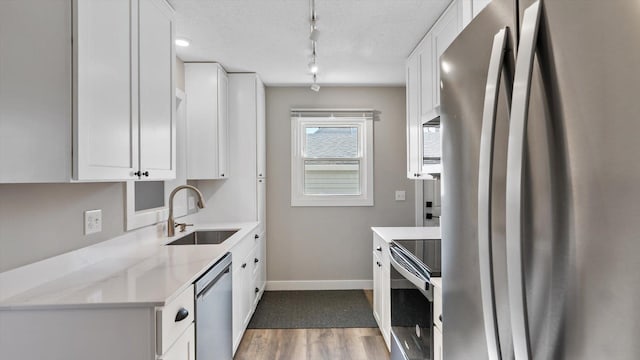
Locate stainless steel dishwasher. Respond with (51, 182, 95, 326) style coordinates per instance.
(195, 252, 232, 360)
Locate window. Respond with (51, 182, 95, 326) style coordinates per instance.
(291, 111, 374, 206)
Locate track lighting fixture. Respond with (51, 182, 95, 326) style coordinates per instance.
(308, 0, 320, 91)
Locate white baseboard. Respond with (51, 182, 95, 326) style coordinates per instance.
(266, 280, 373, 291)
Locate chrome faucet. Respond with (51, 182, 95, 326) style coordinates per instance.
(167, 185, 206, 237)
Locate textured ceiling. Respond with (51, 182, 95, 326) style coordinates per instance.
(170, 0, 452, 86)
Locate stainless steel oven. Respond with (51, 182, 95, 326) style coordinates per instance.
(389, 239, 441, 360)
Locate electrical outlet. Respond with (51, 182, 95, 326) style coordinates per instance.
(395, 190, 406, 201)
(84, 209, 102, 235)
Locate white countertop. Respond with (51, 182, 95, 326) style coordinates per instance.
(0, 221, 259, 309)
(371, 226, 441, 243)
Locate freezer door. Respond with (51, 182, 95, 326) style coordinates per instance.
(439, 0, 517, 359)
(506, 0, 640, 359)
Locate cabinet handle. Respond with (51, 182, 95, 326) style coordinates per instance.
(254, 258, 259, 263)
(255, 234, 260, 239)
(376, 246, 382, 252)
(134, 171, 150, 178)
(220, 173, 225, 177)
(376, 261, 382, 267)
(259, 173, 263, 177)
(439, 314, 443, 322)
(174, 308, 189, 322)
(242, 263, 247, 268)
(255, 287, 259, 293)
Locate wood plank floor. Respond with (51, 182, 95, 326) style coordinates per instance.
(234, 290, 389, 360)
(234, 328, 389, 360)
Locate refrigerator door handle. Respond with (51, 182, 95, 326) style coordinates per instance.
(506, 2, 542, 360)
(478, 26, 513, 360)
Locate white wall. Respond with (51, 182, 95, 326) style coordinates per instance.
(266, 86, 414, 287)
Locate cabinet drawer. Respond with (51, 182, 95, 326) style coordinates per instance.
(373, 233, 389, 269)
(157, 284, 195, 355)
(232, 233, 256, 271)
(251, 238, 262, 277)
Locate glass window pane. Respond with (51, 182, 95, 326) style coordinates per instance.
(304, 160, 360, 195)
(305, 127, 358, 158)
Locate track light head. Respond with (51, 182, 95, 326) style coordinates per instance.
(308, 61, 318, 74)
(310, 27, 319, 42)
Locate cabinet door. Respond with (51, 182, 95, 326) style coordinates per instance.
(74, 0, 137, 181)
(217, 67, 229, 178)
(434, 326, 443, 360)
(255, 232, 267, 295)
(138, 0, 175, 180)
(242, 247, 258, 325)
(406, 54, 422, 179)
(161, 323, 195, 360)
(257, 178, 266, 232)
(419, 34, 435, 120)
(256, 78, 266, 178)
(381, 259, 390, 346)
(432, 0, 463, 107)
(0, 0, 72, 183)
(373, 252, 383, 328)
(232, 239, 255, 352)
(186, 63, 228, 180)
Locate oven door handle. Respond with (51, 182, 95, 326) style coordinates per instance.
(389, 251, 432, 301)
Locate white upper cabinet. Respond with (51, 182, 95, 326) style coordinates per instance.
(0, 0, 175, 183)
(0, 0, 72, 183)
(138, 0, 176, 180)
(256, 81, 266, 179)
(419, 34, 435, 121)
(406, 54, 422, 179)
(432, 0, 463, 108)
(74, 0, 137, 181)
(406, 0, 470, 179)
(185, 63, 230, 180)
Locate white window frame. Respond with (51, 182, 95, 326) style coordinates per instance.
(291, 114, 374, 207)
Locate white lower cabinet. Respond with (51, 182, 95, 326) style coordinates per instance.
(433, 326, 443, 360)
(372, 233, 391, 349)
(161, 323, 195, 360)
(433, 279, 443, 360)
(231, 229, 266, 354)
(0, 284, 194, 360)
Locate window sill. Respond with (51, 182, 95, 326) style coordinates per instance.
(291, 196, 374, 207)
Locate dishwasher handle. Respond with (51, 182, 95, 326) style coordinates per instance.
(197, 267, 231, 298)
(195, 253, 233, 296)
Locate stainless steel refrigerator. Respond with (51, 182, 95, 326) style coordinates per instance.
(440, 0, 640, 359)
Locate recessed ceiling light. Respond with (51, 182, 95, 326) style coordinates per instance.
(175, 38, 190, 47)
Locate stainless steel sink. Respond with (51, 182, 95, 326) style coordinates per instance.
(166, 230, 239, 245)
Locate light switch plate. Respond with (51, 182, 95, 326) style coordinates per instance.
(84, 209, 102, 235)
(395, 190, 406, 201)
